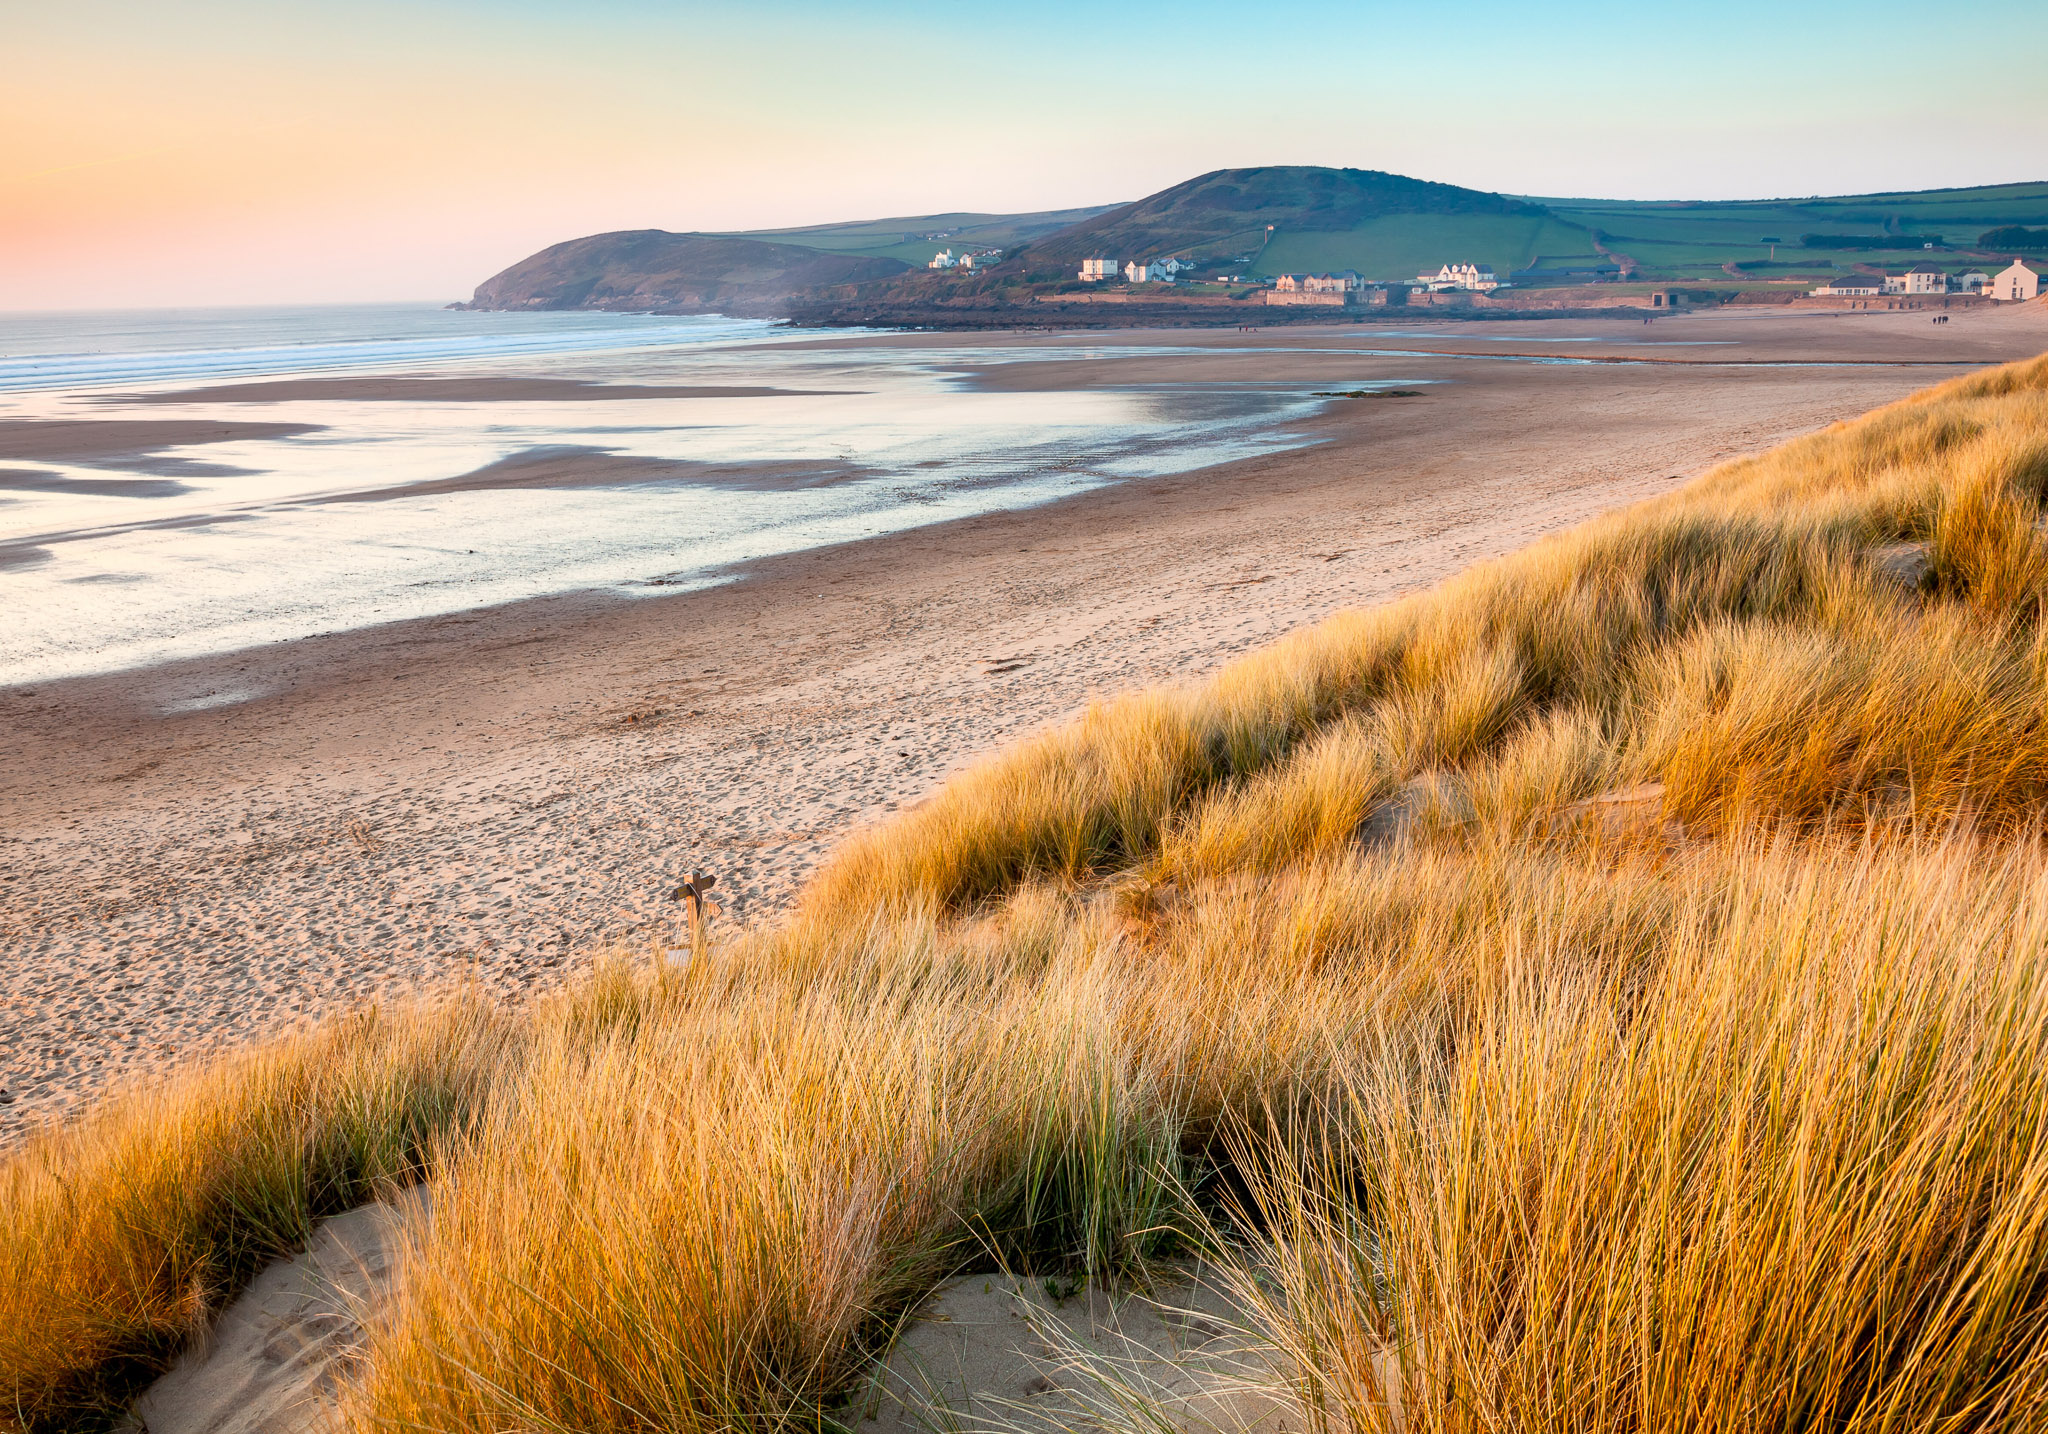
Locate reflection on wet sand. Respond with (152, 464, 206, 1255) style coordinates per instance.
(103, 375, 853, 404)
(313, 447, 878, 503)
(0, 417, 321, 470)
(0, 314, 1324, 684)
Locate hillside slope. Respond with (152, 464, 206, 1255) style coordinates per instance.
(716, 204, 1122, 268)
(1009, 165, 1551, 275)
(462, 232, 910, 313)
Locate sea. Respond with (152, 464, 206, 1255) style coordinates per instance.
(0, 303, 1340, 687)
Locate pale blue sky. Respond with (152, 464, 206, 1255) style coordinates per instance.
(5, 0, 2043, 307)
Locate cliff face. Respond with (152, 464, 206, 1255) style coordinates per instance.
(462, 232, 911, 314)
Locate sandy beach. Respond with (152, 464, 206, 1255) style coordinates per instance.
(5, 306, 2044, 1138)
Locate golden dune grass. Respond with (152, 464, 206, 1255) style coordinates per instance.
(0, 995, 509, 1429)
(7, 353, 2048, 1433)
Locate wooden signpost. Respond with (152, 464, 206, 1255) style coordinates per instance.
(670, 870, 718, 965)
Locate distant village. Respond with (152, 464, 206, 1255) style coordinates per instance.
(920, 242, 2043, 308)
(1810, 258, 2040, 301)
(1071, 256, 1505, 306)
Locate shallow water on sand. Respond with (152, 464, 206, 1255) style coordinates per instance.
(0, 305, 1335, 685)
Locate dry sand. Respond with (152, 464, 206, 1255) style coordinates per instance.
(6, 306, 2045, 1140)
(859, 1266, 1292, 1434)
(133, 1213, 1285, 1434)
(123, 1198, 420, 1434)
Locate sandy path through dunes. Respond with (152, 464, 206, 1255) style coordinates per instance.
(5, 308, 2043, 1138)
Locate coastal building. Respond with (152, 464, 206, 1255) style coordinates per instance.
(1417, 262, 1500, 292)
(1275, 271, 1362, 294)
(1268, 272, 1377, 307)
(1989, 259, 2041, 302)
(1124, 259, 1179, 283)
(1811, 275, 1884, 297)
(1078, 257, 1120, 282)
(1902, 263, 1948, 295)
(960, 249, 1002, 270)
(928, 249, 957, 270)
(1958, 271, 1991, 293)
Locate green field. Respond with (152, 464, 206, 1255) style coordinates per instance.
(1530, 184, 2048, 283)
(1255, 213, 1592, 281)
(1249, 183, 2048, 287)
(1120, 181, 2048, 287)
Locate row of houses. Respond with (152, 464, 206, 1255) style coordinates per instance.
(1811, 259, 2039, 300)
(1275, 271, 1361, 293)
(1062, 252, 2042, 304)
(1077, 256, 1193, 283)
(1272, 262, 1504, 294)
(1077, 257, 1504, 295)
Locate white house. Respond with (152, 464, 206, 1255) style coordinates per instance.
(960, 249, 1002, 270)
(1418, 262, 1500, 292)
(928, 249, 957, 270)
(1125, 259, 1181, 283)
(1901, 263, 1948, 295)
(1812, 275, 1883, 297)
(1989, 259, 2041, 302)
(1078, 256, 1120, 282)
(1957, 271, 1991, 293)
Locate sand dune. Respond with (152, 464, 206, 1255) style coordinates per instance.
(126, 1199, 419, 1434)
(5, 308, 2044, 1141)
(863, 1268, 1289, 1434)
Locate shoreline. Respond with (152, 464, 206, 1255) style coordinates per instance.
(5, 309, 2043, 1138)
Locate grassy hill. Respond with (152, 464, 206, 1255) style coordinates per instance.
(11, 354, 2048, 1433)
(1007, 165, 1550, 278)
(713, 204, 1121, 269)
(462, 172, 2048, 314)
(1123, 174, 2048, 284)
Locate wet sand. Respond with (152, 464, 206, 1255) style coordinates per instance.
(0, 418, 321, 471)
(5, 306, 2044, 1138)
(315, 448, 878, 503)
(107, 376, 848, 404)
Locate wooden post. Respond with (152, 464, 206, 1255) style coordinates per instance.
(669, 871, 718, 967)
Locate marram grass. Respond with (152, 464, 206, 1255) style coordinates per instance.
(7, 354, 2048, 1433)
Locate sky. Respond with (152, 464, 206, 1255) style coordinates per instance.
(4, 0, 2044, 312)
